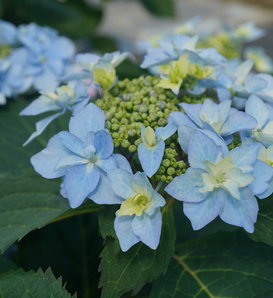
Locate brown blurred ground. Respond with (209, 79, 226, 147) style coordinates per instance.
(223, 0, 273, 8)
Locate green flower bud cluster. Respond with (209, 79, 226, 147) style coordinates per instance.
(155, 144, 187, 183)
(96, 75, 182, 151)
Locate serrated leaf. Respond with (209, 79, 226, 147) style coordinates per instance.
(249, 196, 273, 247)
(0, 268, 73, 297)
(99, 207, 175, 298)
(150, 231, 273, 298)
(140, 0, 175, 17)
(0, 99, 99, 252)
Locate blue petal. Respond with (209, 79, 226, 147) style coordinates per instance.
(94, 130, 113, 159)
(199, 99, 219, 125)
(169, 112, 197, 128)
(114, 216, 139, 252)
(31, 134, 71, 179)
(245, 95, 269, 129)
(113, 154, 133, 173)
(69, 103, 105, 141)
(33, 69, 58, 92)
(178, 125, 196, 153)
(138, 140, 165, 177)
(165, 168, 207, 203)
(58, 131, 85, 156)
(23, 111, 64, 146)
(96, 155, 117, 172)
(188, 131, 224, 170)
(183, 188, 225, 230)
(249, 160, 273, 197)
(221, 109, 257, 135)
(230, 143, 260, 173)
(180, 102, 203, 127)
(258, 179, 273, 199)
(63, 164, 100, 208)
(88, 170, 122, 204)
(155, 121, 177, 141)
(131, 172, 154, 198)
(219, 187, 258, 233)
(108, 169, 136, 199)
(55, 155, 87, 171)
(20, 95, 59, 116)
(132, 210, 162, 250)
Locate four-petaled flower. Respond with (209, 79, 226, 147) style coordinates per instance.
(108, 169, 165, 252)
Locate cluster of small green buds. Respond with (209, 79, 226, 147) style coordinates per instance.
(96, 75, 181, 151)
(228, 133, 242, 150)
(155, 145, 187, 183)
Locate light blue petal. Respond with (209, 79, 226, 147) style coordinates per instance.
(96, 155, 117, 172)
(183, 188, 225, 230)
(188, 131, 224, 170)
(230, 143, 260, 173)
(180, 102, 203, 127)
(169, 112, 197, 128)
(217, 87, 231, 101)
(221, 109, 257, 136)
(131, 172, 154, 198)
(132, 210, 162, 250)
(94, 130, 113, 159)
(165, 168, 207, 203)
(108, 169, 136, 199)
(199, 99, 219, 125)
(155, 121, 177, 141)
(249, 160, 273, 197)
(31, 134, 71, 179)
(245, 95, 269, 129)
(88, 170, 121, 204)
(113, 154, 133, 173)
(69, 103, 105, 141)
(257, 178, 273, 199)
(20, 95, 59, 116)
(138, 140, 165, 177)
(55, 155, 87, 171)
(219, 187, 258, 233)
(23, 111, 64, 146)
(57, 131, 85, 156)
(218, 100, 232, 124)
(63, 164, 100, 208)
(178, 125, 196, 153)
(114, 216, 139, 252)
(33, 69, 58, 92)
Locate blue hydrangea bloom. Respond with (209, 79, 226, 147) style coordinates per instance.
(31, 103, 123, 208)
(108, 169, 165, 251)
(138, 123, 176, 177)
(242, 95, 273, 146)
(20, 81, 90, 145)
(165, 131, 273, 232)
(0, 20, 17, 46)
(16, 23, 75, 92)
(0, 50, 32, 104)
(244, 46, 273, 73)
(231, 22, 266, 42)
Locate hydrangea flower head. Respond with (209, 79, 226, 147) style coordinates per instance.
(31, 103, 123, 208)
(20, 81, 90, 145)
(244, 46, 273, 73)
(108, 169, 165, 251)
(165, 131, 273, 232)
(243, 95, 273, 146)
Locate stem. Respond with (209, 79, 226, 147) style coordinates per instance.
(155, 180, 164, 192)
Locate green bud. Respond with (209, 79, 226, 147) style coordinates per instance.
(128, 145, 137, 152)
(167, 167, 176, 175)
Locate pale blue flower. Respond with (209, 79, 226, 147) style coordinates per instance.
(0, 20, 17, 46)
(138, 123, 176, 177)
(20, 81, 90, 145)
(231, 22, 266, 42)
(108, 169, 165, 251)
(31, 103, 123, 208)
(17, 23, 75, 92)
(244, 46, 273, 73)
(165, 131, 273, 232)
(242, 95, 273, 147)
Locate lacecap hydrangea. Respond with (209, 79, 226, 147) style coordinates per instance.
(23, 18, 273, 252)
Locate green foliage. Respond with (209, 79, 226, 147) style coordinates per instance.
(0, 255, 17, 273)
(2, 0, 102, 38)
(249, 196, 273, 247)
(99, 206, 176, 298)
(140, 0, 175, 17)
(150, 231, 273, 297)
(0, 268, 73, 297)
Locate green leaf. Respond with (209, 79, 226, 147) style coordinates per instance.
(99, 207, 176, 298)
(0, 99, 99, 252)
(150, 231, 273, 298)
(0, 256, 17, 273)
(249, 196, 273, 247)
(0, 268, 72, 297)
(2, 0, 102, 38)
(140, 0, 175, 17)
